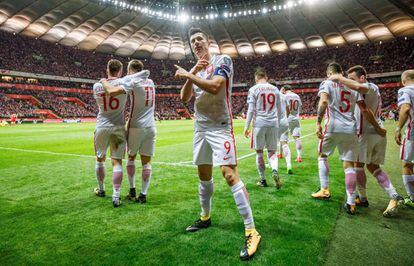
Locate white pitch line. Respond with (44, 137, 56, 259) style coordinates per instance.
(0, 146, 195, 168)
(237, 132, 315, 161)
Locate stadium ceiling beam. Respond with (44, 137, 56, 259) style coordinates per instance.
(388, 0, 414, 19)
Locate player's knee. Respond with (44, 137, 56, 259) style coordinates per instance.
(97, 156, 106, 162)
(319, 154, 327, 158)
(402, 162, 414, 174)
(222, 168, 239, 186)
(366, 164, 379, 174)
(111, 158, 122, 166)
(128, 154, 136, 161)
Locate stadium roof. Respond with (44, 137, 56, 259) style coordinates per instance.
(1, 0, 413, 60)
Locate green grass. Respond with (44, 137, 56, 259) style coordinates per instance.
(0, 120, 413, 265)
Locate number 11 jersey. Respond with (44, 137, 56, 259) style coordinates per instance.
(318, 79, 358, 134)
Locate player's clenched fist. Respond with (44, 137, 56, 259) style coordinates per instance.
(316, 124, 323, 139)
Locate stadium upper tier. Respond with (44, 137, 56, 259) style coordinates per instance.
(0, 30, 412, 85)
(0, 0, 413, 60)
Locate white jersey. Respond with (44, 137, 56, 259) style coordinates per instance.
(93, 79, 127, 128)
(355, 82, 383, 135)
(398, 85, 414, 140)
(285, 92, 302, 122)
(247, 82, 282, 128)
(192, 54, 233, 131)
(318, 79, 358, 134)
(121, 70, 155, 128)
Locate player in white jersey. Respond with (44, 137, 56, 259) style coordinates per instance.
(312, 62, 359, 215)
(280, 86, 303, 163)
(269, 81, 292, 174)
(174, 27, 260, 260)
(244, 69, 282, 188)
(100, 60, 155, 204)
(395, 69, 414, 208)
(93, 59, 127, 207)
(330, 65, 402, 217)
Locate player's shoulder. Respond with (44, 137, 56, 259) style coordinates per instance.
(214, 54, 233, 66)
(398, 85, 414, 95)
(319, 79, 333, 89)
(93, 82, 104, 94)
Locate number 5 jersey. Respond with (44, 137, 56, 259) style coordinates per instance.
(318, 79, 358, 134)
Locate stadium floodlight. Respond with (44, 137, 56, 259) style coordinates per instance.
(262, 8, 268, 14)
(223, 12, 228, 18)
(287, 1, 294, 8)
(178, 13, 189, 23)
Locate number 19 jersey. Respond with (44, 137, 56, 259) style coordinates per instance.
(247, 82, 281, 128)
(93, 79, 128, 128)
(318, 79, 358, 134)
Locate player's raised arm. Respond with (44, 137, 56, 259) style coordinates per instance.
(175, 65, 225, 95)
(329, 74, 369, 94)
(100, 79, 125, 96)
(178, 56, 209, 103)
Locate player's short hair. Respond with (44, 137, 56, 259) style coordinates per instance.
(327, 62, 343, 74)
(107, 59, 123, 76)
(282, 85, 292, 91)
(268, 79, 277, 86)
(188, 27, 209, 40)
(347, 65, 367, 78)
(128, 59, 144, 73)
(402, 70, 414, 82)
(254, 67, 267, 79)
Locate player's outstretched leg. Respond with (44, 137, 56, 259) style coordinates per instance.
(94, 159, 106, 197)
(344, 164, 357, 215)
(295, 137, 302, 162)
(187, 165, 213, 232)
(312, 156, 331, 199)
(126, 156, 137, 200)
(282, 143, 292, 174)
(111, 161, 123, 207)
(255, 151, 267, 187)
(367, 165, 402, 217)
(355, 165, 369, 207)
(223, 165, 261, 260)
(268, 150, 281, 189)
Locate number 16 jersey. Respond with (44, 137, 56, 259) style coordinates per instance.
(318, 79, 358, 134)
(93, 78, 128, 128)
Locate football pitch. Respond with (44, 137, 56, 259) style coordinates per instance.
(0, 119, 413, 265)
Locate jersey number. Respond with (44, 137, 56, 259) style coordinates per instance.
(289, 100, 299, 111)
(145, 87, 155, 107)
(260, 93, 276, 111)
(102, 96, 119, 111)
(339, 91, 351, 113)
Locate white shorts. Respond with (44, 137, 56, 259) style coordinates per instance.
(250, 127, 279, 150)
(357, 134, 386, 165)
(280, 120, 300, 142)
(318, 132, 358, 162)
(400, 138, 414, 164)
(127, 127, 156, 157)
(193, 129, 237, 166)
(94, 127, 126, 159)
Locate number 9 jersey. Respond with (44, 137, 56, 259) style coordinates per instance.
(318, 80, 358, 134)
(93, 79, 128, 128)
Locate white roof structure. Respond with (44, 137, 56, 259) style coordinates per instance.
(1, 0, 413, 60)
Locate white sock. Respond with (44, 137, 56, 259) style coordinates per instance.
(402, 175, 414, 200)
(126, 159, 135, 189)
(199, 179, 214, 218)
(345, 168, 357, 205)
(95, 162, 105, 191)
(256, 152, 266, 180)
(318, 158, 329, 189)
(141, 163, 152, 195)
(282, 144, 292, 169)
(268, 152, 278, 172)
(112, 165, 123, 199)
(231, 181, 255, 229)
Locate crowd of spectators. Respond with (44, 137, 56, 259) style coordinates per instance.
(0, 91, 39, 118)
(0, 30, 412, 85)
